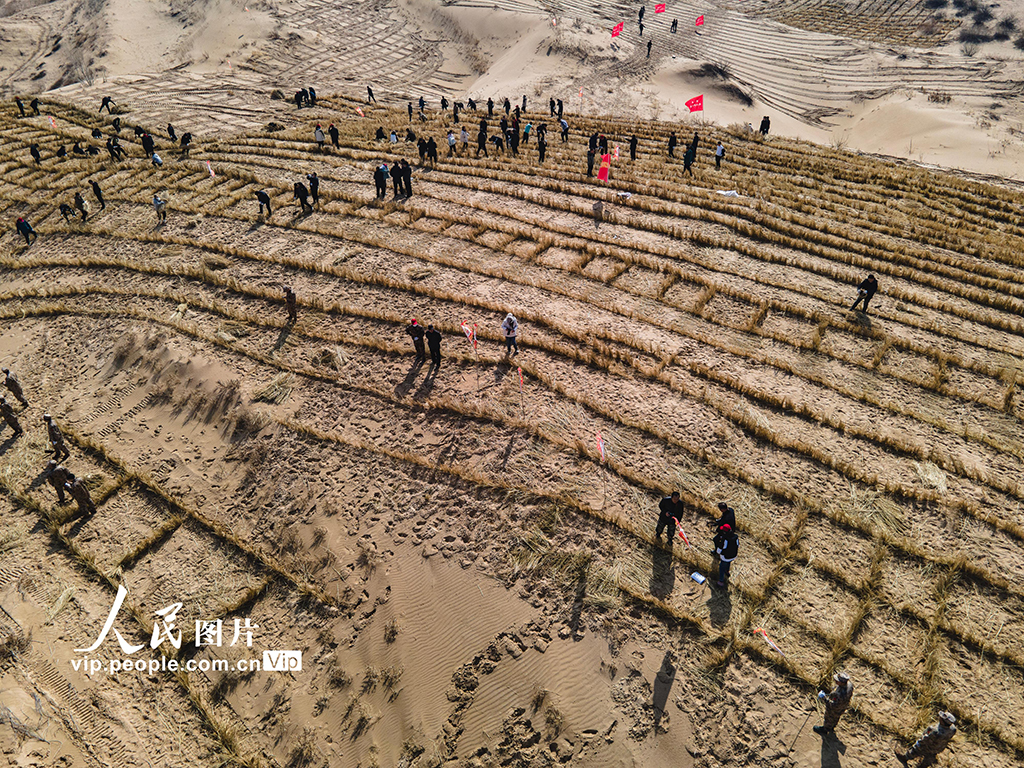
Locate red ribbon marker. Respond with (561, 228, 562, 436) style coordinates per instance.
(518, 366, 523, 392)
(670, 517, 691, 548)
(754, 628, 786, 657)
(596, 431, 606, 462)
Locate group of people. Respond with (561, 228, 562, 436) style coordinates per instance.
(391, 313, 520, 372)
(1, 369, 97, 518)
(656, 488, 956, 765)
(372, 161, 413, 200)
(9, 96, 198, 236)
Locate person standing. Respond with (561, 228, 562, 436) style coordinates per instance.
(426, 137, 438, 164)
(557, 99, 563, 118)
(180, 132, 193, 157)
(100, 96, 115, 113)
(15, 217, 37, 246)
(504, 97, 511, 115)
(90, 179, 106, 210)
(2, 369, 28, 407)
(657, 491, 683, 540)
(15, 97, 25, 117)
(329, 123, 340, 148)
(373, 164, 387, 200)
(419, 95, 426, 112)
(307, 86, 317, 106)
(715, 141, 725, 169)
(630, 135, 638, 160)
(683, 145, 696, 175)
(460, 126, 469, 153)
(407, 319, 426, 361)
(487, 97, 494, 117)
(408, 102, 414, 122)
(560, 118, 569, 143)
(537, 133, 547, 162)
(711, 502, 736, 531)
(153, 192, 168, 223)
(392, 159, 404, 198)
(256, 189, 272, 217)
(0, 397, 22, 436)
(668, 131, 677, 157)
(476, 128, 489, 157)
(759, 115, 770, 136)
(447, 130, 456, 157)
(284, 285, 297, 323)
(549, 97, 556, 116)
(314, 124, 325, 152)
(851, 274, 878, 313)
(306, 172, 320, 207)
(45, 461, 70, 503)
(43, 414, 70, 462)
(74, 191, 88, 222)
(647, 39, 652, 57)
(501, 313, 519, 356)
(814, 672, 853, 735)
(30, 144, 41, 164)
(401, 159, 413, 198)
(426, 324, 442, 369)
(522, 94, 527, 111)
(713, 524, 738, 587)
(168, 123, 177, 141)
(367, 85, 377, 103)
(587, 148, 595, 177)
(141, 133, 155, 158)
(895, 712, 956, 766)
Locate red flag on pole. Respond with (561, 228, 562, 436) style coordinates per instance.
(655, 3, 666, 11)
(473, 323, 478, 351)
(518, 366, 523, 392)
(355, 106, 365, 117)
(596, 431, 606, 462)
(597, 153, 611, 181)
(686, 94, 704, 112)
(611, 21, 624, 37)
(695, 14, 704, 25)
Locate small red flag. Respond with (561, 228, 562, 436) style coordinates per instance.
(655, 3, 666, 11)
(355, 106, 365, 117)
(518, 366, 523, 392)
(596, 431, 606, 462)
(686, 94, 704, 112)
(611, 21, 624, 37)
(597, 153, 611, 181)
(696, 14, 704, 25)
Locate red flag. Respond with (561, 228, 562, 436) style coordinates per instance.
(205, 160, 215, 178)
(655, 3, 666, 11)
(473, 323, 478, 351)
(611, 22, 624, 37)
(613, 144, 620, 159)
(596, 431, 606, 462)
(47, 116, 57, 130)
(695, 14, 704, 25)
(686, 94, 704, 112)
(355, 106, 365, 117)
(518, 366, 523, 392)
(597, 153, 611, 181)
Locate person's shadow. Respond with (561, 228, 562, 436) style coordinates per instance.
(708, 586, 733, 628)
(821, 731, 846, 768)
(0, 433, 19, 457)
(273, 322, 293, 352)
(414, 364, 437, 398)
(493, 359, 511, 385)
(395, 359, 423, 397)
(652, 651, 675, 730)
(650, 541, 675, 599)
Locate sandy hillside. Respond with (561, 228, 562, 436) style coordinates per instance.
(1, 1, 1024, 768)
(2, 0, 1024, 176)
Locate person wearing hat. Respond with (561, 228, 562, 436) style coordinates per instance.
(711, 501, 736, 531)
(895, 711, 956, 766)
(425, 324, 442, 369)
(712, 524, 738, 587)
(283, 286, 297, 323)
(2, 368, 28, 406)
(43, 414, 70, 462)
(46, 461, 71, 504)
(501, 313, 519, 356)
(657, 491, 684, 541)
(814, 671, 853, 735)
(68, 474, 97, 518)
(1, 396, 23, 436)
(406, 319, 426, 361)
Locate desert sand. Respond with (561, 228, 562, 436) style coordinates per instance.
(2, 1, 1024, 767)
